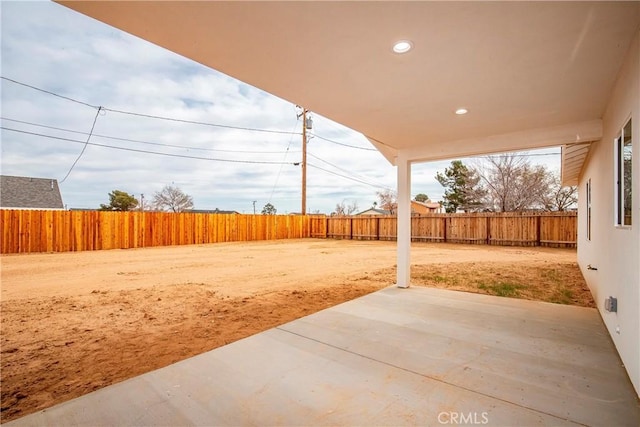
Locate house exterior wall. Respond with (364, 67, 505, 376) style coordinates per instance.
(410, 200, 440, 214)
(578, 30, 639, 396)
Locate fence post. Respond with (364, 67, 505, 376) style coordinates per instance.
(536, 215, 541, 246)
(376, 216, 380, 241)
(443, 216, 448, 243)
(349, 216, 353, 240)
(486, 216, 490, 245)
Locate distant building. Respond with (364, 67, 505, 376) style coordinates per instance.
(355, 208, 391, 216)
(187, 209, 239, 214)
(411, 200, 442, 214)
(0, 175, 64, 210)
(356, 201, 442, 216)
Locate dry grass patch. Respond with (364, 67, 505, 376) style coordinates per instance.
(365, 261, 594, 308)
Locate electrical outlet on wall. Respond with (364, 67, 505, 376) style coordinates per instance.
(605, 296, 618, 312)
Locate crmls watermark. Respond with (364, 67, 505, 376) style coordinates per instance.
(437, 411, 489, 425)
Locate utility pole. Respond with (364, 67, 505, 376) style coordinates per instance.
(301, 109, 307, 215)
(252, 200, 257, 215)
(296, 106, 312, 215)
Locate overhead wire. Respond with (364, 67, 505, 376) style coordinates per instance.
(103, 107, 302, 135)
(307, 152, 393, 191)
(269, 114, 300, 204)
(1, 76, 301, 136)
(3, 75, 399, 167)
(1, 127, 296, 165)
(60, 107, 102, 183)
(308, 132, 377, 151)
(0, 117, 300, 154)
(1, 76, 99, 109)
(307, 163, 391, 190)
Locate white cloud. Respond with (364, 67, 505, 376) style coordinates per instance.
(1, 2, 561, 214)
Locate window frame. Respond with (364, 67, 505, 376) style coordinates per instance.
(614, 117, 632, 227)
(586, 178, 591, 240)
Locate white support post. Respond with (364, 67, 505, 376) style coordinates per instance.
(396, 155, 411, 288)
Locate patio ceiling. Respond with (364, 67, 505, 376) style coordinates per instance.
(58, 1, 639, 172)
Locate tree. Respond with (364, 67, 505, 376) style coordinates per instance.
(435, 160, 485, 213)
(414, 193, 430, 202)
(540, 172, 578, 211)
(261, 202, 277, 215)
(476, 154, 549, 212)
(99, 190, 138, 211)
(150, 185, 194, 212)
(376, 189, 397, 214)
(333, 200, 359, 216)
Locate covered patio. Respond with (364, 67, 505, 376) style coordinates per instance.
(34, 1, 639, 419)
(8, 286, 638, 426)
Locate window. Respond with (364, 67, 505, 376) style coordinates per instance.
(615, 118, 632, 226)
(586, 178, 591, 240)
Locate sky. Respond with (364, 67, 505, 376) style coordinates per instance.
(0, 1, 561, 214)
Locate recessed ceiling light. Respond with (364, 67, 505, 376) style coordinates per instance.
(455, 108, 468, 115)
(392, 40, 413, 54)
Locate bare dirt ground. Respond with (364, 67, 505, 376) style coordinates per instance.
(0, 239, 592, 422)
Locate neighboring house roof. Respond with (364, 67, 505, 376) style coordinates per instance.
(187, 209, 239, 214)
(356, 208, 391, 216)
(0, 175, 64, 209)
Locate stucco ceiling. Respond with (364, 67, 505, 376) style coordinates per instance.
(58, 1, 639, 165)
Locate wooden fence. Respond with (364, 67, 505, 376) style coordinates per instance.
(0, 210, 577, 254)
(311, 212, 577, 248)
(0, 210, 317, 254)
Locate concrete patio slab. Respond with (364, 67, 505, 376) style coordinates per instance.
(7, 287, 639, 426)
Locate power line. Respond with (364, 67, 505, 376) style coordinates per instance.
(307, 151, 393, 191)
(1, 76, 99, 109)
(103, 107, 302, 135)
(308, 132, 377, 151)
(307, 162, 390, 190)
(0, 117, 300, 154)
(60, 107, 102, 183)
(4, 115, 562, 159)
(1, 127, 296, 165)
(269, 115, 300, 204)
(2, 76, 302, 136)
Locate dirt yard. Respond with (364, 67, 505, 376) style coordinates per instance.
(0, 239, 592, 422)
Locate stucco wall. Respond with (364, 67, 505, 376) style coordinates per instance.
(578, 29, 639, 396)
